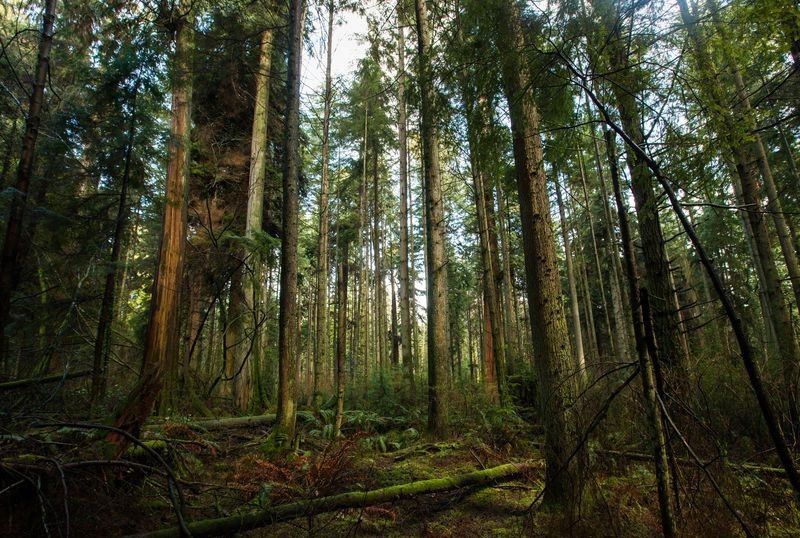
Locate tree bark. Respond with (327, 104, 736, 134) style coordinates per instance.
(334, 240, 348, 437)
(108, 10, 193, 453)
(414, 0, 450, 436)
(313, 1, 334, 407)
(275, 0, 305, 448)
(0, 0, 57, 364)
(555, 179, 587, 383)
(396, 9, 416, 402)
(606, 130, 677, 537)
(493, 0, 585, 508)
(91, 83, 139, 410)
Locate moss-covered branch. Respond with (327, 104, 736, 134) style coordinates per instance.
(0, 369, 91, 391)
(132, 461, 536, 537)
(144, 414, 277, 433)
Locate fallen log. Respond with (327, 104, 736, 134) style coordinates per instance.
(131, 460, 537, 538)
(0, 369, 91, 391)
(531, 441, 787, 478)
(144, 414, 277, 433)
(599, 448, 787, 478)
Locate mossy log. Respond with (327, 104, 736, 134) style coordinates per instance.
(144, 414, 277, 433)
(392, 442, 462, 461)
(132, 461, 536, 537)
(531, 442, 787, 478)
(0, 369, 91, 391)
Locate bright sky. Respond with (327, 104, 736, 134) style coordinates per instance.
(301, 7, 369, 100)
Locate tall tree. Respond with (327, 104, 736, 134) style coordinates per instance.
(91, 81, 139, 409)
(108, 6, 194, 451)
(237, 21, 275, 412)
(0, 0, 57, 363)
(414, 0, 451, 436)
(589, 0, 690, 383)
(606, 129, 677, 537)
(333, 234, 349, 437)
(491, 0, 586, 508)
(677, 0, 800, 424)
(274, 0, 305, 449)
(313, 0, 334, 407)
(554, 177, 586, 380)
(396, 6, 416, 401)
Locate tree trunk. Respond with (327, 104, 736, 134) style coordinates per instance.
(457, 51, 509, 401)
(356, 104, 369, 389)
(587, 111, 632, 364)
(493, 0, 585, 508)
(238, 24, 275, 412)
(227, 264, 246, 410)
(414, 0, 450, 436)
(0, 0, 57, 364)
(334, 240, 349, 437)
(313, 1, 334, 407)
(577, 152, 615, 361)
(396, 9, 416, 401)
(0, 120, 17, 190)
(372, 144, 387, 373)
(678, 0, 800, 426)
(108, 11, 193, 453)
(275, 0, 305, 448)
(555, 179, 587, 383)
(495, 183, 521, 371)
(91, 83, 138, 410)
(137, 461, 535, 538)
(590, 0, 689, 384)
(605, 130, 677, 537)
(390, 259, 400, 368)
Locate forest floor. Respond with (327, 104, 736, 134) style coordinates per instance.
(2, 408, 799, 537)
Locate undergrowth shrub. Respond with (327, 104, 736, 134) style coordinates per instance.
(450, 378, 533, 452)
(232, 437, 362, 506)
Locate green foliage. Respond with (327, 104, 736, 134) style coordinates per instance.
(360, 426, 420, 453)
(450, 379, 534, 452)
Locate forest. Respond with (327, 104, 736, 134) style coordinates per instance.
(1, 0, 799, 535)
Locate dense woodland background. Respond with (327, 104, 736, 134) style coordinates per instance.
(1, 0, 799, 536)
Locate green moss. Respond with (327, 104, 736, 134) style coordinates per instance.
(260, 431, 292, 460)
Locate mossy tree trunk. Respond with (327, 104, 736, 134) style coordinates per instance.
(238, 21, 275, 412)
